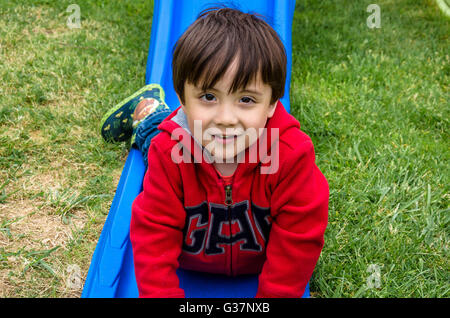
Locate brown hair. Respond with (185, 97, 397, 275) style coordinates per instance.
(172, 7, 287, 105)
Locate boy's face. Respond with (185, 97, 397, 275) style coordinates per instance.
(179, 59, 277, 162)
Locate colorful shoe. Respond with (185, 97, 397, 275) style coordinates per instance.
(100, 84, 168, 143)
(129, 93, 171, 146)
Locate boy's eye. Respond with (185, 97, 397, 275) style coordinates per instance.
(240, 96, 255, 104)
(200, 93, 216, 102)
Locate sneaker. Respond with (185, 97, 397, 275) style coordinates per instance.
(132, 96, 166, 128)
(100, 84, 168, 143)
(129, 93, 170, 146)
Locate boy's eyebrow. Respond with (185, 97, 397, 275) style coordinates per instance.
(197, 86, 263, 96)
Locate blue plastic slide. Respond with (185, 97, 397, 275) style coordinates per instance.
(82, 0, 309, 298)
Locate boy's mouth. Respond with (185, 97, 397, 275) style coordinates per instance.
(213, 134, 238, 144)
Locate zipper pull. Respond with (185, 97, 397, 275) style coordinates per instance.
(224, 184, 233, 206)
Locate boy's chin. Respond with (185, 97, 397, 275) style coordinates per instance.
(210, 153, 238, 163)
(206, 142, 254, 164)
(209, 148, 248, 163)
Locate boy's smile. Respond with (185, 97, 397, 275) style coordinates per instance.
(179, 58, 277, 165)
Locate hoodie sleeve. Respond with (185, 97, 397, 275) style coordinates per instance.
(256, 139, 329, 298)
(130, 140, 186, 298)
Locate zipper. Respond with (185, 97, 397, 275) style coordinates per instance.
(224, 184, 233, 275)
(224, 184, 233, 206)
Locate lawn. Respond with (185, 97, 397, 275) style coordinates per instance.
(0, 0, 448, 297)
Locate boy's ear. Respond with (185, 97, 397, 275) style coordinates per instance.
(267, 100, 278, 118)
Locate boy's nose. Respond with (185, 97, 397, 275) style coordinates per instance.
(213, 102, 238, 127)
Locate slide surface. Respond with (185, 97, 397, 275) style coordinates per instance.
(82, 0, 308, 298)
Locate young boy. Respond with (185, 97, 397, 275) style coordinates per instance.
(101, 7, 328, 298)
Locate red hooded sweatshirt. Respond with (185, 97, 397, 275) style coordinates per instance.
(130, 101, 329, 298)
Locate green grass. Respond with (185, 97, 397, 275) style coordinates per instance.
(292, 0, 449, 297)
(0, 0, 448, 297)
(0, 0, 153, 297)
